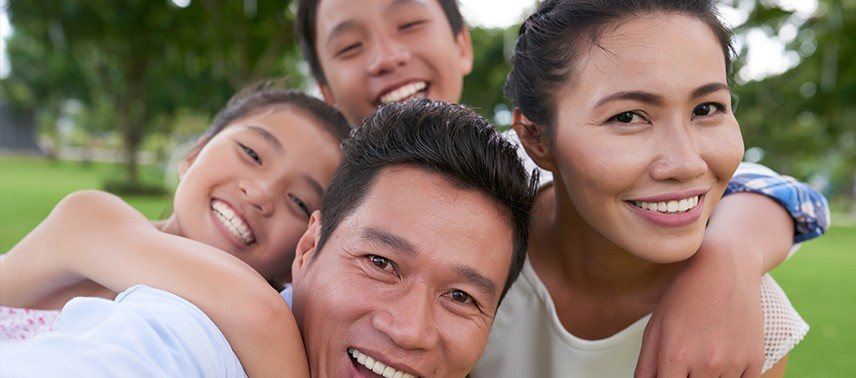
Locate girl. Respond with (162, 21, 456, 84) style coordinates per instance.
(0, 82, 350, 344)
(472, 0, 825, 377)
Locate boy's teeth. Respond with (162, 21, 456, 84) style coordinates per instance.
(211, 200, 255, 244)
(348, 348, 415, 378)
(632, 195, 701, 214)
(380, 82, 427, 104)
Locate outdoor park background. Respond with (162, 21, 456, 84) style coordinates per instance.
(0, 0, 853, 376)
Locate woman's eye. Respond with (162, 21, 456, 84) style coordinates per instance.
(446, 289, 474, 305)
(367, 255, 398, 276)
(239, 143, 261, 164)
(289, 194, 311, 217)
(609, 111, 645, 124)
(693, 103, 722, 117)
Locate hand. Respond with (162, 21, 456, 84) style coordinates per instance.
(635, 241, 765, 378)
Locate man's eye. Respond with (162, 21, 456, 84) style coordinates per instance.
(692, 103, 723, 117)
(288, 194, 311, 217)
(609, 111, 646, 124)
(367, 255, 398, 275)
(239, 143, 261, 164)
(446, 289, 474, 305)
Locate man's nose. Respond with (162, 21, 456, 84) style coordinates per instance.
(239, 179, 275, 216)
(371, 289, 440, 351)
(367, 36, 411, 76)
(649, 121, 708, 183)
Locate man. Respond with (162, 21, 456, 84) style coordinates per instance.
(0, 100, 538, 377)
(294, 0, 829, 376)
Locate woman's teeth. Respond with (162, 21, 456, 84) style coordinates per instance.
(633, 195, 701, 214)
(211, 200, 255, 244)
(380, 82, 427, 104)
(348, 348, 416, 378)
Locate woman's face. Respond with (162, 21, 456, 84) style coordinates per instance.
(172, 106, 342, 281)
(549, 13, 744, 263)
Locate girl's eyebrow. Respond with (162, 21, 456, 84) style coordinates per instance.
(244, 125, 283, 151)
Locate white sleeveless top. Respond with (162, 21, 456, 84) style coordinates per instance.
(471, 132, 810, 377)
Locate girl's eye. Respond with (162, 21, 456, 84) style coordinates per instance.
(446, 289, 475, 305)
(239, 143, 261, 164)
(289, 194, 311, 217)
(609, 111, 646, 124)
(692, 103, 723, 117)
(367, 255, 399, 276)
(336, 43, 361, 57)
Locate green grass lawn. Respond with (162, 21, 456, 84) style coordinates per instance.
(1, 155, 854, 375)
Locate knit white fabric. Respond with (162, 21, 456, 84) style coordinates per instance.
(760, 274, 810, 371)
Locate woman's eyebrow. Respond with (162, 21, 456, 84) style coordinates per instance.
(594, 91, 664, 109)
(244, 125, 283, 151)
(690, 82, 730, 99)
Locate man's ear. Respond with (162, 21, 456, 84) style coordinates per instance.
(455, 27, 474, 76)
(178, 139, 205, 179)
(292, 210, 323, 283)
(318, 82, 336, 106)
(513, 109, 557, 172)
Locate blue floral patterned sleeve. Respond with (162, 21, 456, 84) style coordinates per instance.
(725, 163, 830, 243)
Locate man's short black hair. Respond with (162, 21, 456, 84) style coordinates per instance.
(295, 0, 466, 85)
(316, 99, 538, 302)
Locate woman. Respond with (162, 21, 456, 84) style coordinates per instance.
(472, 0, 824, 377)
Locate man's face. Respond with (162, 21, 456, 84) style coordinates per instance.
(290, 166, 513, 377)
(314, 0, 473, 124)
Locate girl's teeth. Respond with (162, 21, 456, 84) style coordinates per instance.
(633, 195, 701, 214)
(211, 200, 255, 244)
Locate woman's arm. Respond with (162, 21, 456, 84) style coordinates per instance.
(1, 190, 308, 377)
(636, 165, 828, 377)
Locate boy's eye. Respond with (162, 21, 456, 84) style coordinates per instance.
(289, 194, 311, 217)
(336, 43, 361, 57)
(239, 143, 261, 164)
(399, 20, 425, 31)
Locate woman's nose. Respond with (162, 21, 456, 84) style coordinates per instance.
(649, 124, 708, 183)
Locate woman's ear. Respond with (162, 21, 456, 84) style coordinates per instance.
(291, 210, 323, 283)
(513, 109, 557, 172)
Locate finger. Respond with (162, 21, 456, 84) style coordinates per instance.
(657, 348, 690, 378)
(635, 319, 661, 378)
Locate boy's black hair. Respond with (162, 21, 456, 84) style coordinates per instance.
(316, 99, 538, 303)
(295, 0, 465, 85)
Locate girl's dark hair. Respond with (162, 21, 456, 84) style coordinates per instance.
(317, 99, 539, 302)
(506, 0, 735, 130)
(200, 80, 351, 146)
(295, 0, 465, 85)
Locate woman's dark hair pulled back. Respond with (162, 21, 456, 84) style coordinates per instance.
(505, 0, 735, 132)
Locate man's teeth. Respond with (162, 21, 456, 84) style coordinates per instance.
(380, 82, 427, 104)
(348, 348, 416, 378)
(633, 195, 701, 214)
(211, 200, 255, 244)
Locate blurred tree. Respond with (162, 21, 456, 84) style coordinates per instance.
(730, 0, 855, 204)
(2, 0, 301, 185)
(462, 26, 513, 125)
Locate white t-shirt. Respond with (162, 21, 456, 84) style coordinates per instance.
(471, 132, 809, 377)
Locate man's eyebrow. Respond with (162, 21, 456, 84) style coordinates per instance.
(325, 20, 359, 47)
(245, 125, 283, 151)
(456, 265, 498, 300)
(691, 82, 730, 99)
(594, 91, 665, 109)
(362, 227, 418, 256)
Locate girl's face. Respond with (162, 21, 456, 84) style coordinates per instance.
(548, 14, 743, 263)
(172, 106, 342, 282)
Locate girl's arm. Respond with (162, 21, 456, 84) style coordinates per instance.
(0, 190, 308, 377)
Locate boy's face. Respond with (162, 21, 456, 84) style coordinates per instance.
(314, 0, 473, 124)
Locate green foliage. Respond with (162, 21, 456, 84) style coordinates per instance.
(101, 178, 169, 197)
